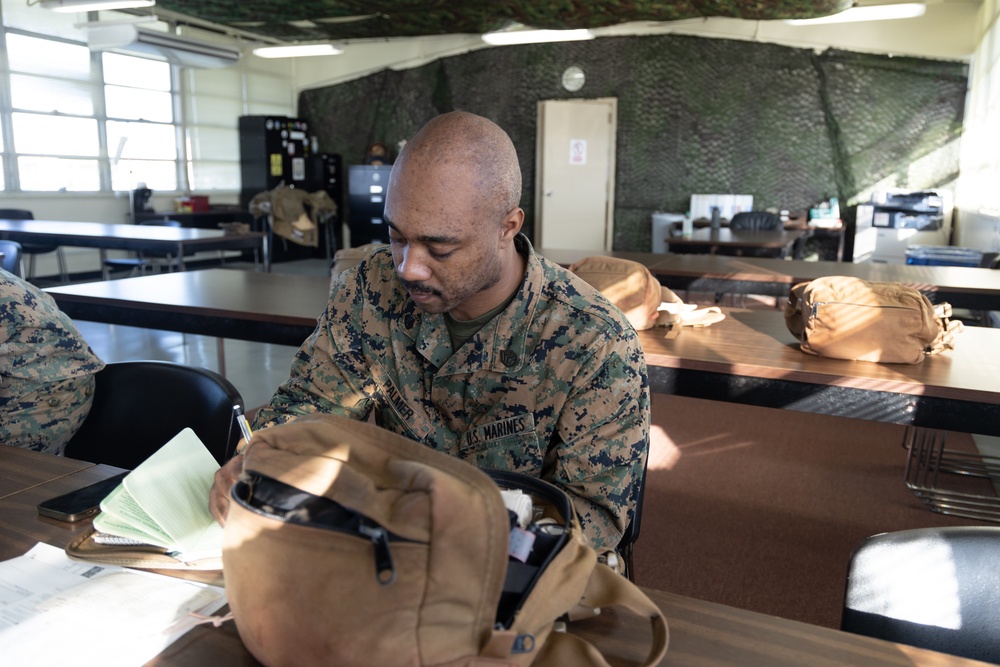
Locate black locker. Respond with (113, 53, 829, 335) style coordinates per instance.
(309, 153, 344, 213)
(307, 152, 345, 258)
(238, 115, 312, 211)
(240, 115, 334, 261)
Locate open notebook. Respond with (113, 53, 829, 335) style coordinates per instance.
(67, 428, 223, 570)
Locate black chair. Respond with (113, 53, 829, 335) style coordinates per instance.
(618, 450, 649, 582)
(102, 219, 183, 279)
(64, 360, 244, 470)
(0, 240, 24, 278)
(729, 211, 783, 231)
(724, 211, 805, 261)
(943, 251, 1000, 326)
(0, 208, 69, 284)
(841, 526, 1000, 664)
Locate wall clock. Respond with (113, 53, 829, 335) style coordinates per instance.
(561, 66, 585, 92)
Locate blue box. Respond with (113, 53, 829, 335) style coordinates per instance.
(905, 245, 983, 267)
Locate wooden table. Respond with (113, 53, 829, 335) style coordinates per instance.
(538, 249, 1000, 311)
(0, 450, 119, 573)
(649, 254, 1000, 311)
(0, 446, 96, 499)
(47, 269, 326, 346)
(47, 270, 1000, 437)
(0, 218, 269, 272)
(670, 217, 846, 260)
(0, 452, 992, 667)
(665, 228, 808, 257)
(638, 308, 1000, 437)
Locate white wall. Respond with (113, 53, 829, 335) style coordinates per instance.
(955, 0, 1000, 250)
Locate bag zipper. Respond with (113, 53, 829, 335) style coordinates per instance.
(233, 477, 413, 586)
(357, 523, 396, 585)
(811, 300, 918, 318)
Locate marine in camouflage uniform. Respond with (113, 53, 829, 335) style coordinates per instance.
(254, 235, 650, 552)
(0, 268, 105, 455)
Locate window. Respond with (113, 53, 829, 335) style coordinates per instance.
(19, 156, 101, 192)
(182, 66, 245, 191)
(4, 32, 100, 191)
(0, 7, 296, 196)
(103, 54, 178, 191)
(107, 120, 179, 191)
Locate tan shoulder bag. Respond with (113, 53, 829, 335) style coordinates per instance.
(784, 275, 962, 364)
(222, 414, 668, 667)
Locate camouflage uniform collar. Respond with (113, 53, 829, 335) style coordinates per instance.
(482, 234, 538, 372)
(407, 234, 537, 373)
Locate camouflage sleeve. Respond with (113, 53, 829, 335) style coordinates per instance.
(547, 328, 650, 552)
(252, 297, 374, 431)
(0, 273, 104, 383)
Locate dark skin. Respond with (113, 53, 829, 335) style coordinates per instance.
(209, 113, 526, 524)
(385, 162, 525, 321)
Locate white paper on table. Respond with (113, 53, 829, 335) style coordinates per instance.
(0, 542, 227, 667)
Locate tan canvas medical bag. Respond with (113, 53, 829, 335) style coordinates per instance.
(222, 414, 668, 667)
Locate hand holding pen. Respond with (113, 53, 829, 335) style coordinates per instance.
(233, 405, 253, 454)
(211, 406, 254, 524)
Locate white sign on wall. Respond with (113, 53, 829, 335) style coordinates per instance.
(569, 139, 587, 165)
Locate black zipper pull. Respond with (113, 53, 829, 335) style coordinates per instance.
(359, 523, 396, 586)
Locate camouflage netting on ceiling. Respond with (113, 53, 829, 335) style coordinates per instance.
(299, 34, 967, 252)
(159, 0, 852, 41)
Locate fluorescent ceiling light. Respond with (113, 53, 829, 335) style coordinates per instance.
(41, 0, 155, 12)
(785, 3, 926, 25)
(482, 28, 594, 46)
(252, 43, 343, 58)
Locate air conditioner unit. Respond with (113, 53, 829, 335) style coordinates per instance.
(87, 24, 241, 68)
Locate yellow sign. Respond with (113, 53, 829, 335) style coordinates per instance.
(270, 154, 283, 177)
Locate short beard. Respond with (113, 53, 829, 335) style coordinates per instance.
(400, 252, 504, 315)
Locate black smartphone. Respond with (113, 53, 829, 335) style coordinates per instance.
(36, 471, 129, 523)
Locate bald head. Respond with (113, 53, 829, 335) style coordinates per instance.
(392, 111, 521, 221)
(382, 112, 527, 319)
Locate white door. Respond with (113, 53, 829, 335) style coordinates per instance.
(534, 98, 617, 252)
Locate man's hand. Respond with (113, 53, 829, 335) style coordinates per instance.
(210, 453, 244, 525)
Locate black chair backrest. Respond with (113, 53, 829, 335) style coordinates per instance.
(980, 251, 1000, 269)
(0, 208, 59, 256)
(841, 526, 1000, 664)
(64, 360, 244, 470)
(618, 447, 649, 582)
(730, 211, 782, 231)
(0, 208, 34, 220)
(0, 240, 23, 277)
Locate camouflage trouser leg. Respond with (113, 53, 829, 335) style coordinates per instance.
(0, 375, 96, 456)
